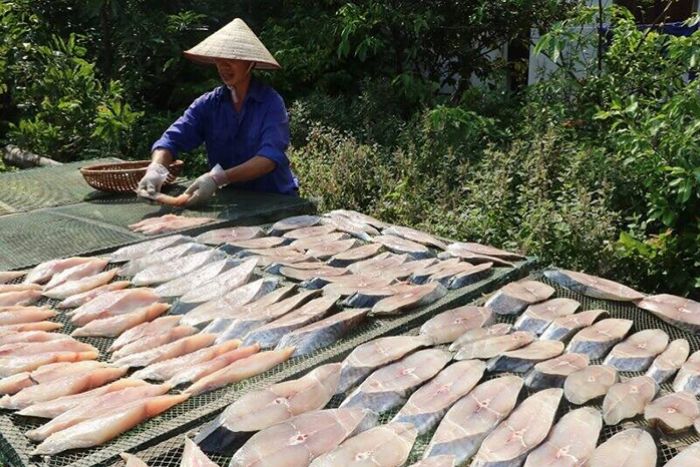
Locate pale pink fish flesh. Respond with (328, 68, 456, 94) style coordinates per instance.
(320, 274, 396, 298)
(523, 407, 602, 467)
(0, 289, 43, 307)
(0, 367, 126, 410)
(43, 269, 119, 300)
(111, 326, 197, 360)
(130, 215, 214, 235)
(270, 215, 321, 233)
(646, 338, 690, 384)
(131, 340, 241, 382)
(423, 376, 524, 463)
(484, 280, 555, 315)
(602, 375, 657, 425)
(108, 234, 192, 262)
(185, 347, 296, 396)
(347, 252, 409, 274)
(225, 236, 288, 251)
(0, 339, 96, 357)
(524, 352, 590, 390)
(152, 258, 240, 299)
(419, 305, 494, 345)
(603, 329, 669, 371)
(23, 257, 94, 284)
(282, 224, 337, 240)
(0, 283, 41, 292)
(289, 232, 350, 252)
(120, 453, 150, 467)
(26, 382, 172, 441)
(382, 225, 447, 250)
(0, 321, 62, 333)
(167, 344, 259, 387)
(371, 282, 447, 316)
(565, 318, 633, 359)
(321, 214, 378, 241)
(182, 438, 218, 467)
(436, 262, 494, 289)
(0, 351, 99, 378)
(327, 243, 384, 267)
(486, 339, 565, 373)
(310, 422, 417, 467)
(337, 335, 431, 393)
(57, 280, 131, 309)
(454, 331, 535, 360)
(636, 294, 700, 332)
(71, 288, 160, 326)
(71, 302, 170, 337)
(564, 365, 619, 405)
(0, 306, 55, 326)
(17, 378, 147, 418)
(471, 388, 563, 467)
(195, 363, 341, 453)
(585, 428, 656, 467)
(513, 298, 580, 335)
(326, 209, 388, 229)
(196, 226, 265, 245)
(673, 350, 700, 395)
(340, 348, 451, 413)
(229, 408, 376, 467)
(539, 309, 609, 342)
(644, 391, 700, 433)
(0, 330, 68, 346)
(0, 271, 26, 284)
(393, 360, 486, 434)
(544, 269, 645, 301)
(0, 360, 105, 395)
(664, 441, 700, 467)
(305, 239, 361, 260)
(278, 265, 349, 284)
(440, 245, 514, 267)
(373, 234, 433, 259)
(109, 315, 182, 352)
(131, 249, 225, 286)
(114, 334, 216, 368)
(31, 393, 189, 455)
(448, 242, 525, 260)
(448, 323, 513, 352)
(43, 259, 107, 290)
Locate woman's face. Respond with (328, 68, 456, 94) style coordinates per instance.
(214, 59, 252, 87)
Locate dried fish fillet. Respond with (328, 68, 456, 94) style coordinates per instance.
(448, 323, 512, 352)
(646, 338, 689, 384)
(419, 305, 494, 344)
(196, 226, 265, 245)
(644, 391, 700, 433)
(603, 329, 669, 371)
(672, 350, 700, 395)
(539, 309, 609, 342)
(585, 428, 656, 467)
(636, 294, 700, 332)
(524, 352, 589, 390)
(564, 365, 619, 405)
(513, 298, 580, 335)
(486, 340, 565, 373)
(454, 331, 535, 360)
(602, 375, 657, 425)
(484, 280, 555, 315)
(566, 318, 633, 359)
(544, 268, 644, 301)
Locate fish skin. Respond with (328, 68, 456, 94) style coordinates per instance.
(182, 438, 218, 467)
(446, 262, 494, 289)
(602, 375, 657, 425)
(0, 289, 44, 307)
(419, 305, 494, 345)
(275, 308, 369, 356)
(393, 360, 486, 435)
(486, 340, 565, 373)
(603, 329, 669, 371)
(108, 235, 192, 263)
(114, 334, 217, 368)
(664, 441, 700, 466)
(471, 388, 563, 467)
(196, 226, 265, 245)
(672, 350, 700, 395)
(31, 393, 189, 455)
(25, 382, 172, 441)
(282, 224, 337, 240)
(120, 242, 208, 277)
(539, 309, 609, 342)
(153, 258, 239, 298)
(71, 302, 171, 337)
(185, 347, 296, 396)
(524, 353, 589, 390)
(0, 366, 126, 410)
(484, 280, 555, 315)
(0, 361, 105, 395)
(371, 282, 447, 316)
(111, 326, 197, 360)
(544, 269, 645, 302)
(566, 318, 633, 359)
(337, 335, 432, 394)
(327, 243, 384, 267)
(644, 391, 700, 433)
(373, 234, 433, 259)
(133, 249, 227, 286)
(564, 365, 619, 405)
(454, 331, 535, 361)
(513, 298, 581, 335)
(636, 294, 700, 333)
(229, 408, 376, 467)
(16, 378, 147, 418)
(173, 258, 259, 314)
(409, 456, 456, 467)
(0, 271, 26, 284)
(57, 280, 131, 309)
(242, 295, 339, 348)
(585, 428, 656, 467)
(43, 259, 108, 290)
(523, 407, 602, 467)
(110, 315, 182, 352)
(646, 338, 690, 384)
(120, 453, 150, 467)
(310, 422, 417, 467)
(423, 376, 523, 464)
(181, 278, 279, 327)
(449, 323, 513, 352)
(195, 363, 341, 454)
(410, 259, 462, 284)
(131, 340, 242, 382)
(71, 288, 160, 326)
(269, 215, 322, 234)
(43, 269, 119, 300)
(23, 257, 94, 284)
(168, 344, 259, 387)
(383, 225, 448, 250)
(340, 348, 452, 413)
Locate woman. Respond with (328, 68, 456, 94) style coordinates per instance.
(137, 18, 298, 207)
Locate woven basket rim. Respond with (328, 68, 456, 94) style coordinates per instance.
(80, 160, 184, 174)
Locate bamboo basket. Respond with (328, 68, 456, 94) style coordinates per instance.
(80, 160, 184, 193)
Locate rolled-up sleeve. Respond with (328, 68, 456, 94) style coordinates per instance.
(151, 95, 208, 156)
(256, 94, 290, 168)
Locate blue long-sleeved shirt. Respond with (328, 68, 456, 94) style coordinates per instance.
(152, 79, 298, 195)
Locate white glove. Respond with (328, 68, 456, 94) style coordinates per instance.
(136, 162, 169, 199)
(184, 164, 228, 207)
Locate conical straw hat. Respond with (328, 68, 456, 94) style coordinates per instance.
(183, 18, 280, 70)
